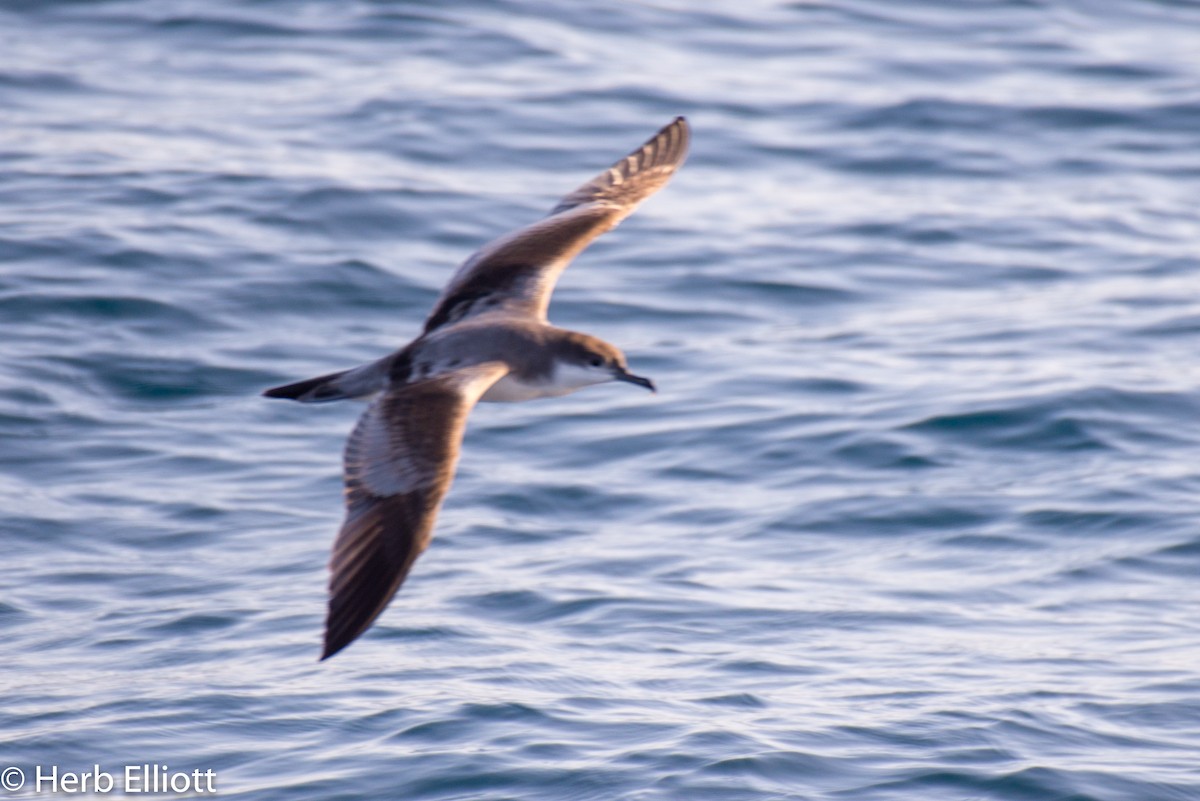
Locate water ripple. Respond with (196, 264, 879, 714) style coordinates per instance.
(3, 0, 1200, 799)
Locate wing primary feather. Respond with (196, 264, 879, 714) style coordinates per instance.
(422, 117, 689, 332)
(548, 115, 689, 216)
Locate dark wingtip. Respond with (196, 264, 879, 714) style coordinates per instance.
(320, 603, 373, 662)
(320, 625, 356, 661)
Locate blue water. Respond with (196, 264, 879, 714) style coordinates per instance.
(4, 1, 1200, 798)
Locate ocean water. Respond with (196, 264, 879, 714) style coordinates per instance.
(3, 0, 1200, 798)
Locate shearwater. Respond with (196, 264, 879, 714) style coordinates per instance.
(265, 117, 689, 659)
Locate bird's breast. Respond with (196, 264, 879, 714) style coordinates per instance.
(480, 373, 562, 402)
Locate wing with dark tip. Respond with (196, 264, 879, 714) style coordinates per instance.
(321, 361, 509, 660)
(423, 117, 690, 333)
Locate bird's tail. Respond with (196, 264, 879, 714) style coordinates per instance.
(263, 358, 391, 403)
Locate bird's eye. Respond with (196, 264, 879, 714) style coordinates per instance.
(589, 357, 604, 367)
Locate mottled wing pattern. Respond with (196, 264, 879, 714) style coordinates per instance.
(322, 361, 509, 659)
(423, 117, 690, 333)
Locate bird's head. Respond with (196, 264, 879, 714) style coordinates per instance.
(551, 332, 655, 393)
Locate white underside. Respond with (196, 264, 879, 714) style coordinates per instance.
(480, 365, 608, 402)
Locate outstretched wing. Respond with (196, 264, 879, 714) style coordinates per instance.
(322, 361, 509, 659)
(423, 116, 690, 333)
